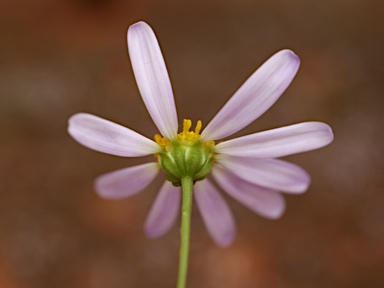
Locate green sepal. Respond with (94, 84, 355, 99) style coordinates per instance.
(157, 140, 214, 186)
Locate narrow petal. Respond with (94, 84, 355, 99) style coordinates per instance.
(215, 122, 334, 158)
(95, 163, 159, 199)
(194, 179, 236, 247)
(144, 181, 181, 238)
(68, 113, 160, 157)
(128, 21, 178, 139)
(217, 156, 310, 194)
(212, 165, 285, 219)
(201, 50, 300, 141)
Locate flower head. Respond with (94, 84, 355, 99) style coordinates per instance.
(68, 21, 333, 247)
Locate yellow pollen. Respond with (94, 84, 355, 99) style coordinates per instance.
(154, 119, 215, 150)
(183, 119, 192, 134)
(204, 140, 215, 148)
(195, 120, 202, 134)
(154, 133, 171, 150)
(177, 119, 202, 143)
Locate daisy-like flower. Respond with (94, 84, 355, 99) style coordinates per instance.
(68, 21, 333, 248)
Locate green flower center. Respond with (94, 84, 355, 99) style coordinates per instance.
(154, 119, 215, 186)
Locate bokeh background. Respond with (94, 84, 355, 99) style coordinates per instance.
(1, 0, 383, 287)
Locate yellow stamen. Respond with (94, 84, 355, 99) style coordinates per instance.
(154, 133, 171, 150)
(154, 119, 215, 149)
(177, 119, 202, 144)
(204, 140, 215, 148)
(183, 119, 192, 134)
(194, 120, 202, 134)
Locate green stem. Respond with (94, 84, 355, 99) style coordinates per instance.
(177, 176, 193, 288)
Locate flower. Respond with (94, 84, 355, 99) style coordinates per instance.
(68, 21, 333, 247)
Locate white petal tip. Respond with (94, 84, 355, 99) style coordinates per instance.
(67, 112, 85, 128)
(291, 174, 311, 194)
(266, 207, 286, 220)
(128, 21, 150, 33)
(215, 235, 236, 248)
(294, 184, 310, 195)
(323, 123, 335, 144)
(94, 182, 115, 199)
(280, 49, 300, 62)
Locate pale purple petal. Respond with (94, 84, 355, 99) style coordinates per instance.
(68, 113, 160, 157)
(215, 122, 333, 158)
(128, 21, 178, 139)
(201, 50, 300, 141)
(95, 163, 159, 199)
(194, 179, 236, 247)
(144, 181, 181, 238)
(212, 165, 285, 219)
(217, 156, 310, 194)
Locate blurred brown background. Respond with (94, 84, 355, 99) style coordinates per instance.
(1, 0, 383, 287)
